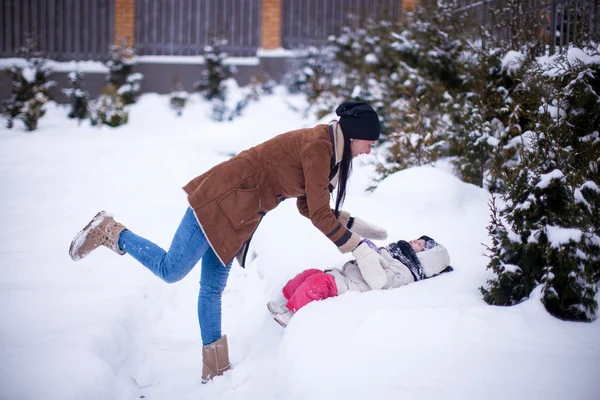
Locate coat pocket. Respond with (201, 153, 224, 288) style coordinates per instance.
(217, 186, 261, 230)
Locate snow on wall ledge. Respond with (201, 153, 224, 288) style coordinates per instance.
(0, 58, 109, 73)
(136, 55, 260, 66)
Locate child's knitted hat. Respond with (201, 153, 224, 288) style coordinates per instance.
(419, 235, 438, 251)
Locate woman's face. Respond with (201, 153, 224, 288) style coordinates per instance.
(409, 239, 426, 253)
(350, 139, 376, 158)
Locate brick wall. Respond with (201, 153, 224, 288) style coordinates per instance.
(402, 0, 417, 11)
(261, 0, 282, 49)
(115, 0, 135, 45)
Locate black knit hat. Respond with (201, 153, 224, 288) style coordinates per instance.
(419, 235, 438, 250)
(335, 101, 381, 141)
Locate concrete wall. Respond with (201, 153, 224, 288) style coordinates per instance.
(0, 57, 289, 103)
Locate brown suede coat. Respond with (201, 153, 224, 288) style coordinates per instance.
(183, 123, 361, 266)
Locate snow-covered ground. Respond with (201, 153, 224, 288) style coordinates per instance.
(1, 88, 599, 400)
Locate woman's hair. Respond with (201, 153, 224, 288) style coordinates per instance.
(334, 135, 353, 217)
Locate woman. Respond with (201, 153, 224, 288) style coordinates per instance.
(68, 101, 389, 382)
(266, 235, 453, 327)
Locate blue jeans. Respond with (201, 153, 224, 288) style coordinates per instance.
(118, 207, 232, 345)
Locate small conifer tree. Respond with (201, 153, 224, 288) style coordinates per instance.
(2, 37, 55, 130)
(169, 75, 188, 117)
(62, 70, 89, 123)
(194, 38, 235, 101)
(248, 72, 275, 101)
(372, 0, 472, 178)
(106, 39, 143, 105)
(481, 49, 600, 322)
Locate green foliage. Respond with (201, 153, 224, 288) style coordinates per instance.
(298, 1, 476, 177)
(448, 8, 548, 192)
(481, 50, 600, 322)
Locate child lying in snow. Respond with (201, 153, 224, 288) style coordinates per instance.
(267, 236, 453, 327)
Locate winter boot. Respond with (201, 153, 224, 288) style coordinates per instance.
(202, 335, 231, 383)
(267, 301, 289, 315)
(273, 310, 292, 328)
(69, 211, 126, 261)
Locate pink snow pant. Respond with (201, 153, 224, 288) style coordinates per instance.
(282, 269, 339, 313)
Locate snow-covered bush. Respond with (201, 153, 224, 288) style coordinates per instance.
(2, 38, 55, 130)
(248, 72, 276, 100)
(89, 85, 128, 128)
(210, 98, 227, 122)
(282, 46, 341, 117)
(169, 75, 188, 117)
(484, 0, 548, 56)
(481, 47, 600, 322)
(449, 44, 540, 191)
(194, 38, 235, 101)
(209, 78, 252, 122)
(19, 92, 50, 131)
(363, 0, 472, 178)
(62, 70, 89, 123)
(106, 39, 143, 105)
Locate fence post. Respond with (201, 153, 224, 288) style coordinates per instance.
(115, 0, 136, 45)
(550, 0, 557, 55)
(261, 0, 282, 50)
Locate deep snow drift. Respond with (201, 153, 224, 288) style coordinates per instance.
(1, 88, 599, 400)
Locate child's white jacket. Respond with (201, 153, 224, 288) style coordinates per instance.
(327, 244, 451, 294)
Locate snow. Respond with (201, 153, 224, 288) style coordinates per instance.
(581, 181, 600, 192)
(501, 50, 525, 76)
(574, 188, 589, 207)
(256, 48, 300, 58)
(1, 88, 599, 400)
(536, 169, 564, 189)
(365, 53, 379, 64)
(545, 226, 583, 248)
(538, 45, 600, 77)
(137, 55, 260, 66)
(21, 66, 36, 83)
(0, 58, 109, 73)
(486, 136, 500, 147)
(503, 264, 521, 273)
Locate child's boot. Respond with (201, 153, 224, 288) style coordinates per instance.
(273, 310, 292, 328)
(267, 301, 289, 315)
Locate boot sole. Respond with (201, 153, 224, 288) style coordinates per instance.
(273, 316, 288, 328)
(69, 211, 106, 260)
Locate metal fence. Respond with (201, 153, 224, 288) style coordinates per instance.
(282, 0, 404, 49)
(0, 0, 114, 61)
(135, 0, 261, 57)
(455, 0, 600, 55)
